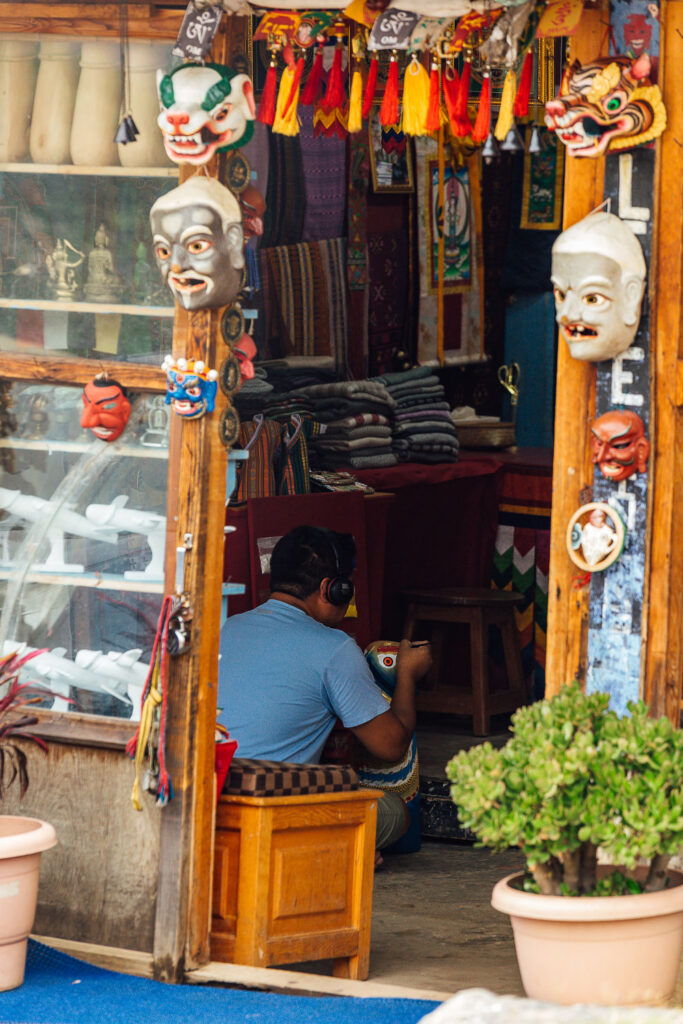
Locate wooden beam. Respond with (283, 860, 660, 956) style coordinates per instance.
(0, 355, 165, 391)
(0, 3, 183, 39)
(545, 4, 607, 697)
(642, 0, 683, 722)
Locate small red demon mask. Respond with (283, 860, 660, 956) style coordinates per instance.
(591, 409, 650, 482)
(81, 376, 131, 441)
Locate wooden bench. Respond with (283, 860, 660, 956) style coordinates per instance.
(211, 759, 379, 980)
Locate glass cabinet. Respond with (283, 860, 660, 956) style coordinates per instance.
(0, 32, 177, 724)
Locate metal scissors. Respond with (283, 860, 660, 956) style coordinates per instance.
(497, 363, 520, 404)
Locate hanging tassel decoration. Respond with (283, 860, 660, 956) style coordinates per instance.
(272, 63, 301, 136)
(257, 54, 278, 125)
(283, 54, 305, 117)
(362, 54, 379, 119)
(442, 63, 460, 133)
(401, 54, 430, 136)
(454, 58, 472, 137)
(425, 58, 442, 134)
(348, 63, 364, 133)
(321, 43, 345, 113)
(301, 43, 324, 105)
(126, 596, 175, 810)
(514, 49, 533, 118)
(379, 52, 399, 127)
(494, 67, 516, 141)
(472, 71, 491, 144)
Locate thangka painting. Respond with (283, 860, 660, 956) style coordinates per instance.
(520, 127, 564, 231)
(425, 160, 471, 294)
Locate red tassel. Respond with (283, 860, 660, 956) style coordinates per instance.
(514, 50, 533, 118)
(425, 62, 441, 133)
(257, 62, 277, 126)
(283, 56, 305, 116)
(472, 73, 490, 144)
(301, 44, 324, 105)
(321, 45, 345, 113)
(455, 59, 472, 136)
(379, 56, 399, 127)
(442, 64, 459, 132)
(362, 55, 379, 119)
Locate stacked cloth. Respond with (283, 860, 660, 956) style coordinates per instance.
(373, 366, 460, 464)
(287, 381, 397, 469)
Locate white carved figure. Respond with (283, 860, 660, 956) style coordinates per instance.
(74, 648, 148, 718)
(84, 223, 126, 302)
(551, 212, 646, 362)
(2, 641, 134, 712)
(85, 495, 166, 580)
(579, 507, 619, 566)
(0, 487, 119, 573)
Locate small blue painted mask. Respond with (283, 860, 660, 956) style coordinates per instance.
(162, 355, 218, 420)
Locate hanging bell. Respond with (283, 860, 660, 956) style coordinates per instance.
(500, 125, 525, 153)
(528, 125, 542, 154)
(114, 114, 139, 145)
(481, 131, 501, 164)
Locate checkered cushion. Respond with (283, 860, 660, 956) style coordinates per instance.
(222, 758, 360, 797)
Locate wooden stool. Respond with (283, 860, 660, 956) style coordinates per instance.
(402, 587, 527, 736)
(211, 764, 379, 980)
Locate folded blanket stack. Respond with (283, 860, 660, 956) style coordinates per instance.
(234, 358, 340, 417)
(373, 366, 460, 464)
(288, 382, 397, 469)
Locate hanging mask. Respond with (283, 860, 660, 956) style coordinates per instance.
(551, 212, 646, 362)
(156, 63, 255, 165)
(150, 177, 244, 311)
(591, 409, 650, 482)
(162, 356, 218, 419)
(545, 54, 666, 158)
(81, 375, 131, 441)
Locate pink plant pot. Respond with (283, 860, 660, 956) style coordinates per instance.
(492, 869, 683, 1006)
(0, 816, 57, 992)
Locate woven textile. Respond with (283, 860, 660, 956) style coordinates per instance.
(223, 758, 359, 797)
(278, 413, 323, 495)
(367, 230, 409, 376)
(261, 131, 306, 248)
(233, 415, 283, 502)
(299, 106, 346, 242)
(348, 125, 370, 290)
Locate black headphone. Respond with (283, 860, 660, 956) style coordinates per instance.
(318, 528, 355, 607)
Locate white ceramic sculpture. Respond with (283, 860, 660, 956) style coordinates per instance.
(29, 39, 80, 165)
(118, 41, 173, 168)
(70, 41, 121, 166)
(85, 495, 166, 580)
(0, 40, 38, 162)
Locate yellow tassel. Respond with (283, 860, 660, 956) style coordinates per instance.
(348, 67, 363, 134)
(494, 67, 516, 141)
(401, 56, 431, 136)
(273, 65, 300, 136)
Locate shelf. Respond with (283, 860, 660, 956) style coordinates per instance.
(222, 583, 246, 596)
(0, 163, 178, 178)
(0, 297, 175, 317)
(0, 438, 168, 458)
(0, 569, 164, 593)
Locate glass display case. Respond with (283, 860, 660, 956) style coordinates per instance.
(0, 32, 176, 723)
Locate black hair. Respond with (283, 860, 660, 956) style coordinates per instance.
(269, 525, 355, 600)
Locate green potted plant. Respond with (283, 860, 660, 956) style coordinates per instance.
(447, 683, 683, 1007)
(0, 650, 57, 992)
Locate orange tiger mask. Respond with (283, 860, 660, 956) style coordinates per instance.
(544, 53, 666, 157)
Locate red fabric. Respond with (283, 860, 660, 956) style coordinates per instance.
(215, 739, 239, 801)
(353, 459, 504, 636)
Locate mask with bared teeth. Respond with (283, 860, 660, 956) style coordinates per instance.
(551, 212, 646, 362)
(150, 177, 244, 311)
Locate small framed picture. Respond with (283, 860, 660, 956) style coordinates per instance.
(368, 104, 414, 194)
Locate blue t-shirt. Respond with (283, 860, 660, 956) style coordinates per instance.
(217, 599, 388, 764)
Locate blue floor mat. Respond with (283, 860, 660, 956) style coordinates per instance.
(0, 941, 440, 1024)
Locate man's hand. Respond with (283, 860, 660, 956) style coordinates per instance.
(396, 638, 432, 684)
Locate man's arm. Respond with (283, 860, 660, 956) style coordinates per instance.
(349, 640, 431, 762)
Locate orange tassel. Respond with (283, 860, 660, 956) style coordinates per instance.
(257, 60, 277, 125)
(272, 64, 301, 136)
(283, 56, 305, 116)
(455, 59, 472, 136)
(442, 64, 459, 132)
(514, 50, 534, 117)
(321, 44, 345, 113)
(301, 44, 324, 105)
(425, 61, 441, 133)
(348, 66, 363, 133)
(380, 56, 399, 127)
(472, 73, 490, 144)
(362, 55, 379, 119)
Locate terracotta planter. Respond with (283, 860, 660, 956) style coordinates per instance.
(0, 816, 57, 992)
(492, 868, 683, 1006)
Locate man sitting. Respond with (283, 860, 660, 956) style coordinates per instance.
(217, 525, 431, 855)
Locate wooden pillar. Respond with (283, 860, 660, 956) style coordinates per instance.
(643, 0, 683, 721)
(545, 5, 606, 696)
